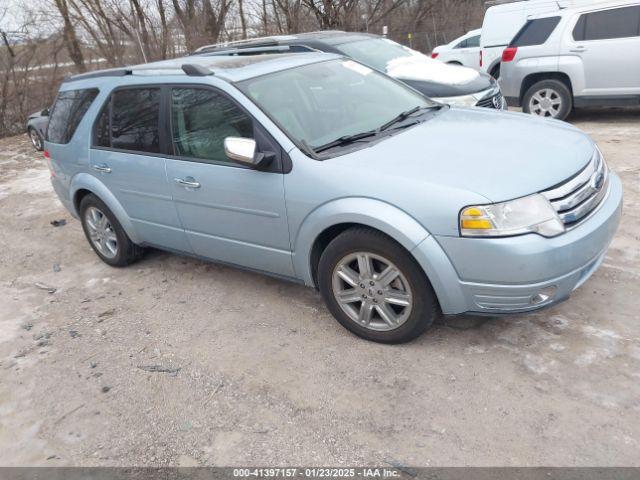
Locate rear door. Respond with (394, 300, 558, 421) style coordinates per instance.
(90, 86, 191, 253)
(164, 85, 294, 277)
(567, 4, 640, 96)
(457, 35, 481, 67)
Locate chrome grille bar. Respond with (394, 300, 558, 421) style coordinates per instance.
(541, 149, 608, 226)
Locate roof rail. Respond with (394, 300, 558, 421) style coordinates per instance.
(197, 45, 291, 56)
(181, 64, 214, 76)
(62, 68, 132, 83)
(194, 38, 280, 53)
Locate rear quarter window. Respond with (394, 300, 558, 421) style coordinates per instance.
(510, 16, 561, 47)
(46, 88, 99, 144)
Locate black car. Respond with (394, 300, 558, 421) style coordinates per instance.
(26, 108, 50, 151)
(194, 31, 505, 110)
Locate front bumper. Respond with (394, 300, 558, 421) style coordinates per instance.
(413, 172, 623, 315)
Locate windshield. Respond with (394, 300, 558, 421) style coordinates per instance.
(336, 38, 420, 72)
(238, 59, 436, 151)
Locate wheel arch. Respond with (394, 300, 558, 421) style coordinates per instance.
(293, 198, 431, 289)
(520, 72, 573, 105)
(70, 173, 142, 244)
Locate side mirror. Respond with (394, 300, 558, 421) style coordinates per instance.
(41, 108, 49, 116)
(224, 137, 275, 169)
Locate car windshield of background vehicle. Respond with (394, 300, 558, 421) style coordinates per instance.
(337, 38, 420, 72)
(238, 59, 437, 154)
(510, 16, 561, 47)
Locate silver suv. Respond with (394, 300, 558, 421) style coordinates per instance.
(500, 1, 640, 120)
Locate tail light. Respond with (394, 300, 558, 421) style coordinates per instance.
(479, 50, 483, 67)
(502, 46, 518, 62)
(43, 150, 56, 177)
(431, 52, 439, 59)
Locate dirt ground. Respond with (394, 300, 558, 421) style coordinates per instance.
(1, 108, 639, 467)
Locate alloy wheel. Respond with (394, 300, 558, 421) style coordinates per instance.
(529, 88, 562, 118)
(331, 252, 413, 331)
(85, 206, 118, 259)
(29, 129, 42, 150)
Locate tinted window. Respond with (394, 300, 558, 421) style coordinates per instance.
(110, 88, 160, 153)
(573, 6, 640, 41)
(171, 88, 253, 164)
(95, 105, 110, 147)
(47, 88, 98, 144)
(510, 16, 561, 47)
(466, 35, 480, 48)
(454, 39, 468, 49)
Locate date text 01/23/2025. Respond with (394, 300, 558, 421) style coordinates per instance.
(233, 468, 403, 478)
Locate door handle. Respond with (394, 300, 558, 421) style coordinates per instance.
(570, 46, 586, 53)
(93, 163, 111, 173)
(174, 177, 201, 189)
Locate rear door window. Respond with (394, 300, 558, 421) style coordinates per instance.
(46, 88, 99, 144)
(573, 6, 640, 41)
(466, 35, 480, 48)
(94, 87, 161, 153)
(510, 16, 561, 47)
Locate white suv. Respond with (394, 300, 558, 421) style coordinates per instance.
(500, 1, 640, 120)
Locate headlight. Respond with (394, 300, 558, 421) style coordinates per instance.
(460, 193, 565, 238)
(436, 85, 501, 108)
(435, 93, 478, 107)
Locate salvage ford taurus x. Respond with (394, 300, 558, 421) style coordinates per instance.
(44, 53, 622, 343)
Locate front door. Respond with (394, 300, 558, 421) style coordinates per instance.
(90, 86, 191, 253)
(164, 86, 294, 277)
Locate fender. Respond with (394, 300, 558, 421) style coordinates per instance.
(69, 172, 142, 244)
(292, 197, 430, 287)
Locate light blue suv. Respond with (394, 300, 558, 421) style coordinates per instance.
(44, 53, 622, 343)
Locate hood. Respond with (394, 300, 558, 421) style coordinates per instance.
(386, 55, 494, 97)
(337, 108, 595, 203)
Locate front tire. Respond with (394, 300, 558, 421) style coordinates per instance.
(318, 227, 439, 343)
(28, 128, 43, 151)
(522, 79, 572, 120)
(79, 194, 144, 267)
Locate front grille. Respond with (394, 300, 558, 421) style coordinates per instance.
(540, 149, 609, 227)
(476, 91, 504, 109)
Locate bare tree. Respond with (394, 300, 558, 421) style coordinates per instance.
(53, 0, 86, 72)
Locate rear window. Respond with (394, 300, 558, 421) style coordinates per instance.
(510, 16, 561, 47)
(46, 88, 99, 144)
(94, 87, 161, 153)
(573, 6, 640, 41)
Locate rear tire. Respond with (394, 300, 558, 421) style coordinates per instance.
(522, 79, 572, 120)
(318, 227, 439, 343)
(79, 194, 144, 267)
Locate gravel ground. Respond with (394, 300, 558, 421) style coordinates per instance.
(1, 108, 639, 467)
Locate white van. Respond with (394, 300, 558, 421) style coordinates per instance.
(479, 0, 603, 78)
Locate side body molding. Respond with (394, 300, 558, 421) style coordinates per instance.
(291, 197, 430, 286)
(69, 173, 142, 244)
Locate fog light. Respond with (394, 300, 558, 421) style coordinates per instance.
(530, 286, 557, 305)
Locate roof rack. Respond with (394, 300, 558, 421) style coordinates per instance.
(181, 64, 214, 76)
(195, 37, 280, 53)
(62, 68, 132, 83)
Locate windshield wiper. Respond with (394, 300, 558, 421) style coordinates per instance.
(311, 105, 440, 155)
(377, 106, 424, 132)
(313, 129, 379, 154)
